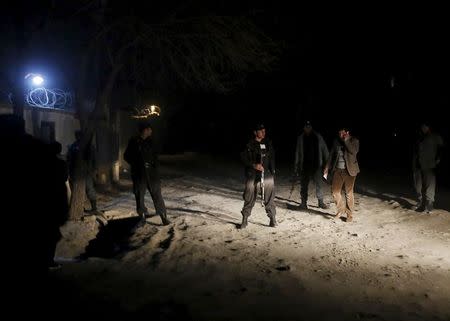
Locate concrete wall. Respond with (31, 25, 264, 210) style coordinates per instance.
(0, 103, 80, 155)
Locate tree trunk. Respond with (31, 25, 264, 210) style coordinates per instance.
(111, 109, 120, 184)
(68, 62, 123, 219)
(67, 29, 102, 219)
(68, 99, 95, 220)
(97, 107, 121, 187)
(68, 161, 87, 221)
(68, 21, 131, 218)
(96, 102, 112, 188)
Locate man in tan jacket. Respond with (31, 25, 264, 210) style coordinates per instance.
(324, 127, 360, 222)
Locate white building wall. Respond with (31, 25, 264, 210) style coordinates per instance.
(0, 103, 80, 155)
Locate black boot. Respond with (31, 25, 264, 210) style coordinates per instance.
(240, 216, 248, 229)
(318, 199, 329, 209)
(425, 201, 433, 214)
(269, 216, 277, 227)
(135, 214, 147, 227)
(84, 200, 98, 214)
(160, 213, 171, 226)
(414, 200, 425, 212)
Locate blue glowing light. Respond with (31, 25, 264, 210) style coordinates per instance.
(32, 75, 44, 86)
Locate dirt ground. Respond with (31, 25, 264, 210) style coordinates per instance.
(52, 154, 450, 321)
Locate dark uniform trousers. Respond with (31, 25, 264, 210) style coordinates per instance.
(241, 174, 276, 219)
(133, 175, 166, 217)
(413, 168, 436, 204)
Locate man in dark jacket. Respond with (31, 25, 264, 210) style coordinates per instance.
(412, 122, 444, 213)
(294, 120, 330, 209)
(46, 141, 69, 269)
(0, 115, 69, 295)
(324, 127, 360, 222)
(240, 123, 277, 228)
(124, 122, 170, 225)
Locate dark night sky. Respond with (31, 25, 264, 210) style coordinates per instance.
(1, 2, 449, 173)
(175, 9, 450, 172)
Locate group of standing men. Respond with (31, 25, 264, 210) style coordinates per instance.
(69, 119, 445, 231)
(60, 119, 447, 232)
(1, 114, 442, 280)
(238, 120, 444, 228)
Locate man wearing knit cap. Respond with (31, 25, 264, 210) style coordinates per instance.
(239, 123, 277, 228)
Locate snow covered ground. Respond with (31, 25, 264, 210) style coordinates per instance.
(53, 154, 450, 320)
